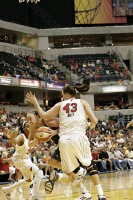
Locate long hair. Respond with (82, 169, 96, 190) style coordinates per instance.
(63, 85, 76, 96)
(63, 78, 90, 96)
(74, 78, 90, 94)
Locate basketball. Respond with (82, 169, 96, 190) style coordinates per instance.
(35, 131, 51, 139)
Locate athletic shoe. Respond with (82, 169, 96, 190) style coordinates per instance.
(29, 195, 39, 200)
(44, 170, 59, 194)
(119, 167, 123, 170)
(72, 167, 86, 187)
(45, 180, 54, 194)
(2, 187, 11, 200)
(98, 195, 107, 200)
(115, 167, 120, 171)
(75, 192, 92, 200)
(49, 170, 59, 182)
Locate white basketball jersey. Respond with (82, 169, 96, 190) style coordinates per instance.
(59, 98, 87, 136)
(13, 134, 29, 159)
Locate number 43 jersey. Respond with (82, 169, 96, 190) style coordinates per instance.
(59, 98, 88, 137)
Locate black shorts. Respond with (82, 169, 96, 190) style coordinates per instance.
(50, 147, 61, 161)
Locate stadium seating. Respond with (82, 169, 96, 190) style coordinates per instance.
(59, 53, 130, 83)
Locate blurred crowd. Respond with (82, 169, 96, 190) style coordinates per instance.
(0, 107, 133, 183)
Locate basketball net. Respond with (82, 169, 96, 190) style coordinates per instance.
(75, 0, 102, 24)
(19, 0, 40, 3)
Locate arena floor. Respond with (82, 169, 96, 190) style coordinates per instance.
(0, 170, 133, 200)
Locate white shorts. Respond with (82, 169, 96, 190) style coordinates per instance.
(59, 134, 92, 173)
(12, 155, 39, 180)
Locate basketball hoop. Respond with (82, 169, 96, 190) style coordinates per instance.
(75, 0, 102, 24)
(19, 0, 40, 3)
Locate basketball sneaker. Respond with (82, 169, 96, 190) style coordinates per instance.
(98, 195, 107, 200)
(72, 167, 86, 187)
(49, 170, 59, 182)
(44, 170, 59, 194)
(2, 187, 11, 200)
(29, 195, 39, 200)
(75, 192, 92, 200)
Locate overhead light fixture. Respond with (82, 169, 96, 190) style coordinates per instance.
(102, 85, 127, 93)
(19, 0, 40, 3)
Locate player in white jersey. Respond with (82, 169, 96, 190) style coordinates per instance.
(58, 98, 92, 174)
(26, 79, 107, 200)
(126, 119, 133, 129)
(2, 126, 51, 200)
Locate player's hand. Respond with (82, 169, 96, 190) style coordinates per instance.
(35, 126, 52, 142)
(36, 126, 52, 133)
(36, 135, 52, 142)
(3, 127, 12, 139)
(51, 129, 59, 137)
(25, 92, 38, 107)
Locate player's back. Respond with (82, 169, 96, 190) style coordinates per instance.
(59, 98, 87, 136)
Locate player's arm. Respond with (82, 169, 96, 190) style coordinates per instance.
(44, 117, 59, 128)
(28, 138, 39, 148)
(3, 128, 17, 146)
(26, 92, 61, 120)
(126, 119, 133, 129)
(81, 99, 97, 129)
(28, 124, 39, 147)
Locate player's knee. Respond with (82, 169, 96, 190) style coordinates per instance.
(48, 157, 57, 166)
(87, 162, 98, 176)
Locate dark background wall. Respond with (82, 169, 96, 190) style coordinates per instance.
(0, 0, 132, 28)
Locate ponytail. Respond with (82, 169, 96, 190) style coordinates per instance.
(74, 78, 90, 94)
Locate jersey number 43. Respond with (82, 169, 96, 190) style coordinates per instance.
(63, 103, 77, 113)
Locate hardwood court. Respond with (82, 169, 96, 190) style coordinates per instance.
(0, 170, 133, 200)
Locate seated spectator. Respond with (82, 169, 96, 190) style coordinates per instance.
(92, 148, 105, 172)
(114, 147, 131, 169)
(107, 147, 123, 170)
(122, 147, 133, 168)
(0, 150, 15, 181)
(99, 147, 112, 171)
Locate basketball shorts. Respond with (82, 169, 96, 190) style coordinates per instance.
(12, 155, 39, 180)
(59, 134, 92, 173)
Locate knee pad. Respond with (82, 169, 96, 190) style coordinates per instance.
(87, 162, 98, 176)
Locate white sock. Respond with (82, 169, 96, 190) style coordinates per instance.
(32, 170, 43, 197)
(3, 179, 32, 193)
(96, 184, 104, 196)
(79, 183, 89, 194)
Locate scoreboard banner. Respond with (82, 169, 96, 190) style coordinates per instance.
(0, 76, 12, 85)
(46, 82, 64, 90)
(19, 79, 41, 88)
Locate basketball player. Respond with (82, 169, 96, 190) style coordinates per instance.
(26, 110, 92, 199)
(26, 82, 107, 200)
(2, 126, 52, 200)
(126, 119, 133, 129)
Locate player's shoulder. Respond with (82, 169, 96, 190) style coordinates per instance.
(55, 101, 62, 108)
(80, 99, 87, 104)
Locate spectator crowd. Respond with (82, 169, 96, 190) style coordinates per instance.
(0, 107, 133, 183)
